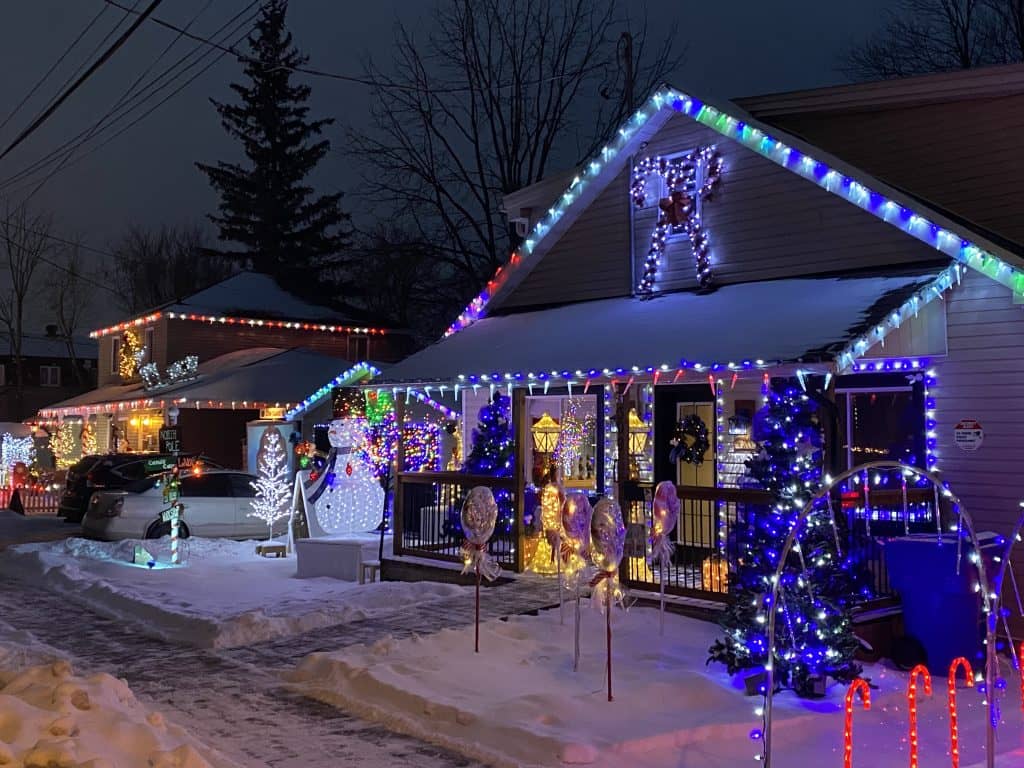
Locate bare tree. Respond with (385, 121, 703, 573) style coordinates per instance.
(106, 224, 234, 313)
(0, 203, 52, 420)
(350, 0, 680, 301)
(50, 242, 91, 388)
(841, 0, 1020, 80)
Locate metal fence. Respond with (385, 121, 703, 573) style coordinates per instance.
(394, 471, 521, 570)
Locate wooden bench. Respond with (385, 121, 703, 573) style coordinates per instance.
(256, 543, 287, 558)
(360, 559, 381, 584)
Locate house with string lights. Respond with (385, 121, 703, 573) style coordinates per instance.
(39, 271, 413, 470)
(357, 64, 1024, 609)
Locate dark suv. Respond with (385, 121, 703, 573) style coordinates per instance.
(59, 453, 220, 523)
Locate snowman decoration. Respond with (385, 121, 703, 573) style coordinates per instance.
(308, 418, 384, 535)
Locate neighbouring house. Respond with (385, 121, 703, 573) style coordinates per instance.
(39, 272, 414, 470)
(0, 328, 97, 422)
(359, 64, 1024, 613)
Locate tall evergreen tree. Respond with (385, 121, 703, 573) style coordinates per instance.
(197, 0, 349, 290)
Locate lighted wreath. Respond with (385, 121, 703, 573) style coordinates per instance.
(669, 414, 710, 466)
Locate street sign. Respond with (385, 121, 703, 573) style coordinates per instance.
(159, 426, 181, 454)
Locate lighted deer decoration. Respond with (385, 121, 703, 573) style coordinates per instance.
(948, 657, 974, 768)
(906, 665, 932, 768)
(843, 679, 871, 768)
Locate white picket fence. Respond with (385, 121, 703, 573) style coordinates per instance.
(0, 487, 61, 516)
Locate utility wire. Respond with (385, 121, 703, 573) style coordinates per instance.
(101, 0, 605, 94)
(0, 3, 259, 194)
(0, 0, 166, 163)
(0, 4, 113, 136)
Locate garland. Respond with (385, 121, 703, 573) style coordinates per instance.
(668, 414, 710, 465)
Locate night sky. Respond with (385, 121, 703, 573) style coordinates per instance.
(0, 0, 890, 327)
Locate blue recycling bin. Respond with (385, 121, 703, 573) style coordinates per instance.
(884, 533, 1000, 675)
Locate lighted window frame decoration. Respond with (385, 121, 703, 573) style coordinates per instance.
(90, 311, 388, 339)
(444, 86, 1024, 338)
(630, 146, 723, 293)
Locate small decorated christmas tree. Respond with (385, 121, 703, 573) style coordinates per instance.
(708, 384, 863, 696)
(463, 394, 513, 477)
(50, 422, 77, 470)
(249, 427, 291, 541)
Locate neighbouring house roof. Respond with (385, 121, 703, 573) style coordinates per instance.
(461, 82, 1024, 340)
(0, 334, 97, 359)
(376, 269, 946, 384)
(38, 347, 376, 418)
(89, 272, 396, 338)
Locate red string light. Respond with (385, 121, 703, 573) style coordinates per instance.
(1019, 642, 1024, 716)
(844, 679, 871, 768)
(907, 664, 932, 768)
(948, 656, 974, 768)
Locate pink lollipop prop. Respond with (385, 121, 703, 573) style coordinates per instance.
(649, 480, 679, 634)
(590, 497, 626, 701)
(461, 486, 501, 653)
(562, 492, 593, 671)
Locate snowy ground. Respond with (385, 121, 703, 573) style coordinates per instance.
(288, 605, 1024, 768)
(0, 619, 243, 768)
(0, 536, 468, 648)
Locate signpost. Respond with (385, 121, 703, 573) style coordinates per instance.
(159, 425, 181, 454)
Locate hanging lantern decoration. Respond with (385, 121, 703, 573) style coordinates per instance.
(531, 412, 560, 453)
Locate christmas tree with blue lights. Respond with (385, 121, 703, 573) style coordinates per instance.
(464, 394, 513, 477)
(708, 384, 863, 696)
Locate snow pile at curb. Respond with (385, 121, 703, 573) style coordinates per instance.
(287, 607, 1024, 768)
(0, 656, 243, 767)
(0, 537, 466, 649)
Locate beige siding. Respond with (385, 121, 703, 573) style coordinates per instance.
(500, 169, 632, 310)
(758, 94, 1024, 245)
(634, 113, 943, 292)
(861, 298, 948, 359)
(933, 270, 1024, 534)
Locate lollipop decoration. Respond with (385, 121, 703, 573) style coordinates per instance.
(648, 480, 679, 635)
(561, 492, 594, 672)
(461, 486, 501, 653)
(590, 497, 626, 701)
(541, 483, 567, 623)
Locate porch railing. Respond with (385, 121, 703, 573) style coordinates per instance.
(622, 484, 929, 604)
(393, 471, 521, 570)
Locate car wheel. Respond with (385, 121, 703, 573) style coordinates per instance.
(144, 520, 191, 540)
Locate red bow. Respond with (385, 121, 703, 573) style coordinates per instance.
(589, 569, 615, 588)
(658, 190, 691, 227)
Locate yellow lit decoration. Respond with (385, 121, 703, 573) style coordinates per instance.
(50, 422, 77, 470)
(526, 483, 564, 575)
(702, 554, 729, 593)
(531, 412, 560, 453)
(118, 328, 144, 382)
(627, 408, 649, 455)
(80, 420, 96, 456)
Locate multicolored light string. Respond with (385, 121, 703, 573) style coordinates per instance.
(906, 664, 932, 768)
(285, 362, 380, 420)
(90, 311, 388, 338)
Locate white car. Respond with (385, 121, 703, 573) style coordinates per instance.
(82, 470, 289, 541)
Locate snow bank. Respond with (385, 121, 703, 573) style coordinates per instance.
(0, 657, 242, 767)
(288, 607, 1024, 768)
(0, 537, 466, 649)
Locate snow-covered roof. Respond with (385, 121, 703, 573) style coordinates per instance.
(166, 272, 352, 322)
(39, 348, 374, 417)
(446, 84, 1024, 338)
(1, 334, 97, 359)
(377, 270, 944, 383)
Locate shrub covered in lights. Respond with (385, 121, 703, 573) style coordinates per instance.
(708, 384, 863, 697)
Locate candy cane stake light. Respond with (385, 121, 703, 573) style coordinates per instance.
(844, 679, 871, 768)
(907, 665, 932, 768)
(948, 656, 974, 768)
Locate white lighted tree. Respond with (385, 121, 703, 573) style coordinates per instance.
(249, 427, 291, 541)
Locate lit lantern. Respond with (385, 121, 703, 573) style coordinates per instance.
(532, 412, 560, 453)
(627, 408, 648, 455)
(702, 554, 729, 593)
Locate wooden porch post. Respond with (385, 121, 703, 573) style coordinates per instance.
(393, 394, 406, 557)
(512, 386, 527, 573)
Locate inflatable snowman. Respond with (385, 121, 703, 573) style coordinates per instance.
(308, 418, 384, 535)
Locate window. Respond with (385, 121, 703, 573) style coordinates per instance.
(229, 473, 257, 498)
(348, 335, 369, 361)
(144, 327, 154, 362)
(39, 365, 61, 387)
(111, 337, 121, 374)
(836, 374, 926, 470)
(180, 474, 233, 498)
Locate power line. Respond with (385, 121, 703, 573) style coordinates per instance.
(100, 0, 605, 94)
(0, 0, 166, 163)
(0, 3, 260, 194)
(0, 4, 113, 136)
